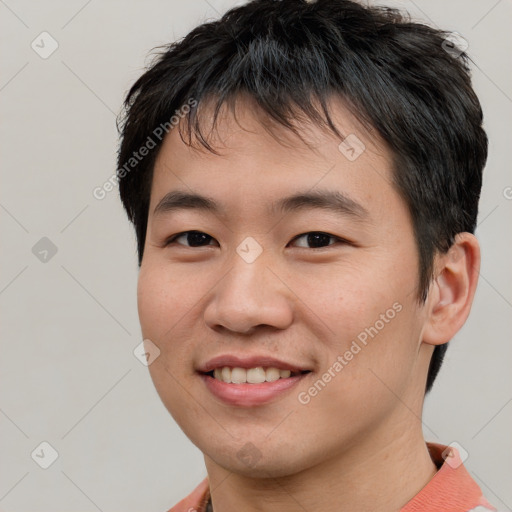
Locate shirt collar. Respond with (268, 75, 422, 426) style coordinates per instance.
(400, 442, 496, 512)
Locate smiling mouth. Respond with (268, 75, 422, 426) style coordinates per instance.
(203, 367, 311, 384)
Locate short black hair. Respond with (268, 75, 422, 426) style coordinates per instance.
(116, 0, 488, 394)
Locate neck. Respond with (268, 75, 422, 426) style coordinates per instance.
(204, 417, 437, 512)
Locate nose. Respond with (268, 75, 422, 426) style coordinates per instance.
(203, 250, 294, 335)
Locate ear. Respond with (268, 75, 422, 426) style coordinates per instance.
(422, 232, 481, 346)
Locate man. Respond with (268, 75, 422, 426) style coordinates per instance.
(116, 0, 497, 510)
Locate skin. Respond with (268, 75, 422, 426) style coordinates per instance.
(137, 95, 480, 512)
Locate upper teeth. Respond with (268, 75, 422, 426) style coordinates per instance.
(213, 367, 293, 384)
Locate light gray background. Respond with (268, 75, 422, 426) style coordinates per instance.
(1, 0, 511, 510)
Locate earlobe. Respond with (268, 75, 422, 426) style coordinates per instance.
(422, 233, 481, 346)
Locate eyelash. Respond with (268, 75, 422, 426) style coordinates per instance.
(164, 231, 351, 249)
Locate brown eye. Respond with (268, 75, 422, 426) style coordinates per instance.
(166, 231, 216, 247)
(291, 232, 341, 249)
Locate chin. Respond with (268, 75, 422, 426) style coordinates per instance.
(206, 444, 309, 479)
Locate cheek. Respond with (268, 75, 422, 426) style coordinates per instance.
(300, 260, 420, 398)
(291, 258, 399, 340)
(137, 262, 197, 339)
(296, 306, 420, 439)
(137, 267, 168, 339)
(137, 265, 201, 423)
(137, 260, 213, 382)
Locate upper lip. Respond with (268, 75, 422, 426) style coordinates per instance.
(197, 354, 312, 373)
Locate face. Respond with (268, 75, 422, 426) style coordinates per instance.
(137, 97, 432, 478)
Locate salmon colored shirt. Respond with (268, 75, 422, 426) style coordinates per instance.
(166, 442, 500, 512)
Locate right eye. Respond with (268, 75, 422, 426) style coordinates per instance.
(164, 230, 217, 248)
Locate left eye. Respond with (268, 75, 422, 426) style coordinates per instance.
(290, 232, 342, 249)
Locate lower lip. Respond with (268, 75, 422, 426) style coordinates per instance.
(200, 372, 309, 407)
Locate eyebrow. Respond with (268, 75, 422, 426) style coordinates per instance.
(153, 189, 370, 221)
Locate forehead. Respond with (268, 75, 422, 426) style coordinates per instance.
(149, 95, 400, 223)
